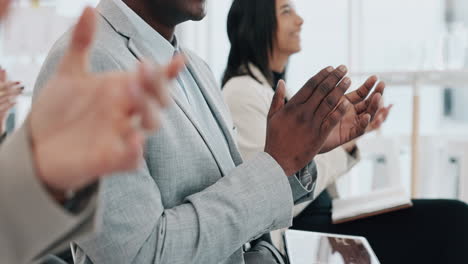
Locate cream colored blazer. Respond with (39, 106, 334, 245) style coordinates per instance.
(223, 64, 359, 255)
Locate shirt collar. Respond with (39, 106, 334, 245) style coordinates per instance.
(111, 0, 179, 64)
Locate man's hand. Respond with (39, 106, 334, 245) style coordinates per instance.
(29, 8, 184, 194)
(320, 75, 385, 153)
(264, 65, 353, 176)
(0, 69, 23, 134)
(366, 101, 393, 132)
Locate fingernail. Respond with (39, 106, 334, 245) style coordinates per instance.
(338, 65, 347, 72)
(326, 66, 334, 72)
(276, 79, 282, 88)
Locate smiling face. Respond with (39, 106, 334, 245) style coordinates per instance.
(273, 0, 303, 56)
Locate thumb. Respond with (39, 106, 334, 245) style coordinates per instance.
(268, 79, 286, 119)
(58, 7, 97, 75)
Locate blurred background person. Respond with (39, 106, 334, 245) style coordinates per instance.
(222, 0, 468, 263)
(0, 68, 23, 143)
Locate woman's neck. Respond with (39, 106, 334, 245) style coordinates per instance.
(269, 51, 289, 73)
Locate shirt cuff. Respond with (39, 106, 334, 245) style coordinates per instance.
(288, 161, 317, 203)
(0, 122, 100, 262)
(346, 146, 361, 168)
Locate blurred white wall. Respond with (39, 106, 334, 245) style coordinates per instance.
(0, 0, 98, 125)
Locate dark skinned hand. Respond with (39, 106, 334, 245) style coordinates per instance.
(264, 65, 353, 177)
(320, 75, 385, 153)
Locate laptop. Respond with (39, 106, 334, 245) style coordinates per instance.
(284, 230, 380, 264)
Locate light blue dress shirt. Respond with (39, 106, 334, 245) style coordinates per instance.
(113, 0, 236, 172)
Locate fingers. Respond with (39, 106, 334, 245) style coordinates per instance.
(58, 7, 97, 75)
(382, 104, 393, 121)
(0, 81, 22, 95)
(140, 100, 162, 132)
(0, 101, 15, 112)
(305, 65, 349, 116)
(164, 54, 186, 80)
(353, 114, 372, 138)
(95, 86, 146, 174)
(139, 56, 184, 108)
(373, 81, 386, 97)
(137, 62, 169, 131)
(119, 72, 162, 132)
(288, 66, 334, 105)
(268, 79, 287, 119)
(0, 93, 19, 105)
(98, 63, 170, 135)
(365, 103, 393, 132)
(365, 93, 382, 121)
(321, 99, 350, 134)
(349, 113, 372, 141)
(1, 80, 19, 124)
(345, 75, 377, 104)
(370, 114, 384, 131)
(353, 91, 382, 128)
(313, 76, 352, 120)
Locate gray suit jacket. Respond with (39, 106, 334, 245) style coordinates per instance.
(0, 124, 99, 264)
(34, 0, 316, 263)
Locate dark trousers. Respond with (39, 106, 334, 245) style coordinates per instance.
(244, 243, 282, 264)
(292, 199, 468, 264)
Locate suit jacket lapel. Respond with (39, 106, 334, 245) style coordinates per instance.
(97, 0, 242, 171)
(183, 49, 243, 166)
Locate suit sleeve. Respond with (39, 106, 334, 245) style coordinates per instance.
(33, 40, 295, 264)
(223, 78, 317, 204)
(73, 152, 294, 264)
(0, 122, 99, 264)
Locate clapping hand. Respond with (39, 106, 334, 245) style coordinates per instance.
(30, 8, 184, 195)
(0, 69, 23, 134)
(319, 75, 385, 153)
(265, 66, 354, 176)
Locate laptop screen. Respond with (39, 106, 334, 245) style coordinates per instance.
(284, 230, 380, 264)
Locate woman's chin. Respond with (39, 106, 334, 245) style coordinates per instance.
(289, 46, 302, 55)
